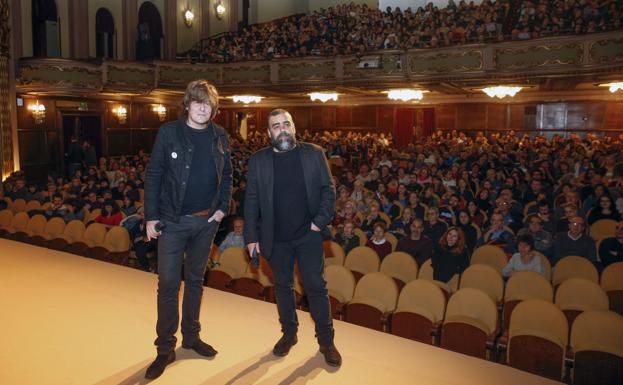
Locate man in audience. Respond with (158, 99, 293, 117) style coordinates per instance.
(143, 79, 232, 380)
(244, 108, 341, 367)
(552, 215, 596, 264)
(517, 215, 553, 257)
(84, 191, 102, 212)
(598, 220, 623, 267)
(9, 179, 28, 200)
(45, 194, 67, 219)
(396, 218, 433, 267)
(218, 217, 245, 253)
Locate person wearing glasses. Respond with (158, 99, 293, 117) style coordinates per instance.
(551, 215, 596, 265)
(517, 214, 553, 256)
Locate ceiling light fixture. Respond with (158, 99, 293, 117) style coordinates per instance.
(599, 82, 623, 93)
(308, 92, 339, 103)
(385, 89, 427, 102)
(482, 86, 522, 99)
(230, 95, 263, 104)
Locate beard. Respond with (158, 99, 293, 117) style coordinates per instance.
(271, 131, 297, 152)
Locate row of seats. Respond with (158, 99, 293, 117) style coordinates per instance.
(0, 209, 130, 264)
(327, 267, 622, 384)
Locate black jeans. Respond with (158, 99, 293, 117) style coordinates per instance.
(154, 215, 219, 354)
(270, 230, 334, 346)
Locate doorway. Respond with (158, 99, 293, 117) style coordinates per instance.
(61, 114, 103, 175)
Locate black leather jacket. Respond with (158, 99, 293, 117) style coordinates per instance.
(144, 119, 232, 223)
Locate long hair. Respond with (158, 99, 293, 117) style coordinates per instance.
(181, 79, 219, 120)
(439, 226, 466, 254)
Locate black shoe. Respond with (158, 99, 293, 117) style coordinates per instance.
(273, 334, 298, 357)
(182, 339, 218, 357)
(145, 351, 176, 380)
(320, 344, 342, 367)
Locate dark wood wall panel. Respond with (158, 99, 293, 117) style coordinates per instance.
(508, 104, 525, 130)
(378, 106, 395, 132)
(457, 104, 486, 131)
(335, 107, 351, 128)
(107, 129, 133, 156)
(604, 102, 623, 130)
(539, 103, 566, 130)
(487, 104, 508, 130)
(435, 105, 456, 130)
(351, 106, 377, 127)
(131, 129, 158, 154)
(566, 102, 606, 131)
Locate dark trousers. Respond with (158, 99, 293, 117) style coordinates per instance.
(155, 216, 218, 354)
(135, 239, 157, 271)
(269, 230, 334, 346)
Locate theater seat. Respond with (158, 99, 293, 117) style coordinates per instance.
(470, 245, 508, 274)
(418, 259, 458, 298)
(440, 287, 498, 359)
(325, 265, 356, 320)
(48, 219, 85, 250)
(379, 251, 418, 291)
(346, 272, 398, 331)
(323, 240, 345, 266)
(344, 246, 380, 282)
(601, 262, 623, 316)
(0, 209, 13, 237)
(459, 264, 504, 306)
(87, 226, 130, 264)
(507, 299, 568, 381)
(65, 222, 107, 255)
(207, 247, 248, 291)
(555, 278, 609, 333)
(569, 310, 623, 385)
(12, 214, 47, 243)
(29, 216, 65, 246)
(391, 279, 446, 344)
(553, 255, 598, 287)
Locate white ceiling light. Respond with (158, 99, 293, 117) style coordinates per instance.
(385, 89, 427, 102)
(599, 82, 623, 93)
(308, 92, 338, 103)
(482, 86, 522, 99)
(230, 95, 263, 104)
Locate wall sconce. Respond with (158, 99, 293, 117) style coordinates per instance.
(183, 8, 195, 27)
(215, 1, 226, 19)
(112, 106, 128, 124)
(153, 104, 167, 121)
(28, 100, 46, 124)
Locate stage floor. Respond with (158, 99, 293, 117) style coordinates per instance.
(0, 239, 561, 385)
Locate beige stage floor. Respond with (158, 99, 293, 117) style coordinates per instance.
(0, 239, 561, 385)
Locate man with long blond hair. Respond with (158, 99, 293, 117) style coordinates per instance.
(143, 79, 232, 379)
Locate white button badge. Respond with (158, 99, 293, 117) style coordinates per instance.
(171, 152, 178, 159)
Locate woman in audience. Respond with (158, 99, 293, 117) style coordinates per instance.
(423, 206, 448, 241)
(95, 200, 123, 227)
(389, 206, 413, 238)
(365, 222, 392, 261)
(431, 227, 470, 283)
(466, 200, 486, 228)
(502, 233, 544, 277)
(335, 220, 360, 257)
(587, 194, 621, 225)
(456, 209, 478, 254)
(333, 199, 360, 228)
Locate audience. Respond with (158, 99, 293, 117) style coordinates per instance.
(431, 227, 470, 283)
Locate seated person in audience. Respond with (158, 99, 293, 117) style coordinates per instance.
(84, 191, 102, 212)
(535, 200, 557, 235)
(67, 177, 82, 197)
(456, 209, 478, 253)
(556, 203, 580, 233)
(598, 221, 623, 267)
(423, 206, 448, 241)
(122, 207, 156, 272)
(8, 178, 28, 200)
(112, 180, 127, 201)
(466, 200, 486, 228)
(552, 215, 596, 265)
(431, 227, 470, 283)
(517, 214, 553, 257)
(478, 212, 516, 255)
(121, 196, 137, 217)
(61, 198, 85, 223)
(493, 196, 524, 234)
(439, 194, 462, 225)
(44, 194, 68, 219)
(125, 181, 141, 203)
(396, 218, 433, 267)
(587, 194, 621, 225)
(333, 199, 360, 228)
(502, 233, 544, 277)
(406, 192, 426, 220)
(334, 220, 360, 256)
(365, 222, 392, 261)
(40, 183, 59, 204)
(232, 179, 246, 217)
(94, 200, 123, 227)
(360, 201, 384, 236)
(25, 184, 43, 202)
(218, 217, 245, 253)
(389, 206, 413, 238)
(379, 193, 400, 221)
(0, 190, 7, 210)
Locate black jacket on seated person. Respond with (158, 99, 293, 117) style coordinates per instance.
(143, 119, 232, 223)
(431, 244, 469, 283)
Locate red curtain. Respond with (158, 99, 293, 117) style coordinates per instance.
(394, 108, 414, 148)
